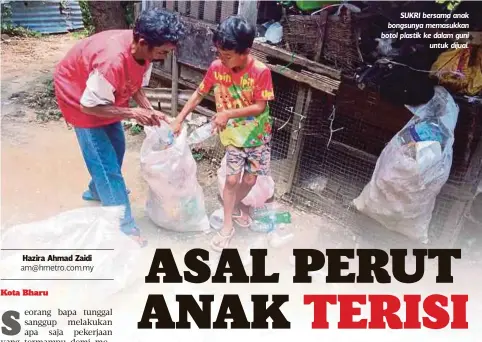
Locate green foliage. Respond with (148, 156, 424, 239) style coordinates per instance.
(123, 2, 136, 28)
(36, 109, 62, 123)
(1, 2, 12, 22)
(436, 0, 463, 11)
(77, 0, 138, 37)
(71, 28, 90, 39)
(1, 23, 42, 37)
(1, 3, 41, 38)
(78, 0, 94, 35)
(130, 124, 144, 135)
(29, 78, 63, 123)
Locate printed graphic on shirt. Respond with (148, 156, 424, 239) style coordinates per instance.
(198, 59, 275, 148)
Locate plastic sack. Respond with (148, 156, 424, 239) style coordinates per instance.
(217, 155, 275, 208)
(140, 123, 210, 232)
(353, 86, 459, 243)
(431, 46, 482, 96)
(265, 22, 283, 44)
(0, 206, 146, 302)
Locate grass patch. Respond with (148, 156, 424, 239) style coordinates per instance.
(1, 23, 42, 38)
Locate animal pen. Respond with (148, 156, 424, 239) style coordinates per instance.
(141, 1, 482, 248)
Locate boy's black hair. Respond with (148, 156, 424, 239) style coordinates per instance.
(212, 15, 256, 54)
(134, 8, 185, 48)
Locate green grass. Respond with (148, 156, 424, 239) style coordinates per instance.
(71, 28, 92, 40)
(1, 23, 42, 38)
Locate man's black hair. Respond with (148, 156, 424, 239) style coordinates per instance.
(213, 15, 255, 54)
(134, 8, 185, 48)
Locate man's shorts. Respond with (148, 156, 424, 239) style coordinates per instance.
(225, 144, 271, 176)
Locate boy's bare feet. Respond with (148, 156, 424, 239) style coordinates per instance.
(211, 226, 235, 252)
(232, 203, 253, 228)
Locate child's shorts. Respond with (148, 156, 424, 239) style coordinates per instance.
(225, 144, 271, 176)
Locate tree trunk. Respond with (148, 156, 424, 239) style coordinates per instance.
(87, 1, 127, 33)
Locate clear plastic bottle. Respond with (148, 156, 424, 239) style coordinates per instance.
(187, 122, 216, 145)
(152, 124, 174, 151)
(250, 216, 277, 233)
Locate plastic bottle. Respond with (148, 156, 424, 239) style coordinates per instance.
(398, 118, 448, 149)
(251, 220, 276, 233)
(187, 122, 216, 145)
(209, 208, 224, 231)
(152, 125, 174, 151)
(251, 203, 279, 218)
(256, 211, 292, 225)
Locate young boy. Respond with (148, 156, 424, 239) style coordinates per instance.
(171, 15, 275, 251)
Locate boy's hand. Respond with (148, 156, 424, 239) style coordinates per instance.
(213, 111, 230, 131)
(170, 116, 183, 135)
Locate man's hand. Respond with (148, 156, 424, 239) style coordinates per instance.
(213, 111, 230, 131)
(130, 108, 167, 126)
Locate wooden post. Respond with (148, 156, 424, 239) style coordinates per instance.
(277, 11, 328, 197)
(171, 51, 179, 117)
(237, 0, 258, 26)
(166, 0, 175, 11)
(190, 1, 201, 19)
(134, 2, 142, 20)
(204, 0, 218, 23)
(276, 86, 307, 197)
(220, 1, 237, 21)
(178, 0, 188, 15)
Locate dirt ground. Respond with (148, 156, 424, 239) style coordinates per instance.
(1, 34, 480, 263)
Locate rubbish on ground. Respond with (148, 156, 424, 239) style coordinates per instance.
(140, 123, 210, 232)
(249, 203, 292, 233)
(191, 149, 204, 161)
(256, 211, 292, 225)
(301, 175, 328, 193)
(430, 46, 482, 96)
(186, 122, 216, 145)
(251, 202, 284, 216)
(209, 204, 292, 235)
(209, 208, 224, 231)
(250, 220, 277, 233)
(251, 210, 292, 233)
(218, 156, 275, 208)
(353, 86, 459, 243)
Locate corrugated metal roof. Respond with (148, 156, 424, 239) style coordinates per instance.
(10, 1, 84, 34)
